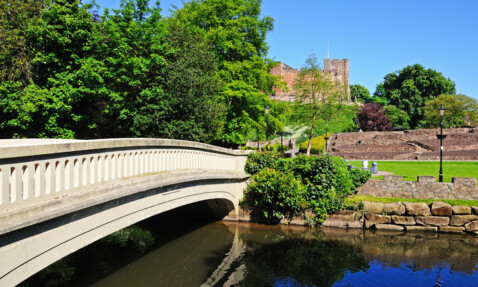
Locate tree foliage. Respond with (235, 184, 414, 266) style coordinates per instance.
(293, 54, 349, 155)
(357, 103, 393, 131)
(384, 105, 410, 129)
(350, 84, 371, 103)
(423, 94, 478, 128)
(170, 0, 280, 146)
(0, 0, 279, 144)
(242, 153, 371, 226)
(375, 64, 456, 128)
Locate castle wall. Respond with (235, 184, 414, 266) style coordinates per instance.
(271, 59, 350, 102)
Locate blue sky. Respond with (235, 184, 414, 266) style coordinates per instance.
(96, 0, 478, 100)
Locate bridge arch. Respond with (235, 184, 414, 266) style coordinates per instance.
(0, 139, 250, 286)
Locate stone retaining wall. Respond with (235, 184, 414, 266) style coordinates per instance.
(359, 175, 478, 200)
(323, 201, 478, 235)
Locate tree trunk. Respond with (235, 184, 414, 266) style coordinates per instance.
(306, 112, 318, 156)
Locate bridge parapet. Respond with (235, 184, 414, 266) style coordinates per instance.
(0, 139, 249, 220)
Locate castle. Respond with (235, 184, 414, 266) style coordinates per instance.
(270, 58, 350, 102)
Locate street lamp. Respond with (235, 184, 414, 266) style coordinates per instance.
(265, 105, 270, 143)
(436, 104, 447, 182)
(324, 125, 330, 154)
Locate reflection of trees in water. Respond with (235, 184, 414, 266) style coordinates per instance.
(239, 238, 369, 287)
(322, 228, 478, 275)
(19, 221, 478, 287)
(19, 225, 157, 287)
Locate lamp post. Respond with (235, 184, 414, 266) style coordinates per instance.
(265, 105, 270, 143)
(324, 125, 329, 154)
(436, 104, 447, 182)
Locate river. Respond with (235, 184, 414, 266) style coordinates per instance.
(21, 212, 478, 286)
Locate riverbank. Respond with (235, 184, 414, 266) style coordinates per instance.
(225, 200, 478, 236)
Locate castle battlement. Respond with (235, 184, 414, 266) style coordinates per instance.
(271, 59, 350, 102)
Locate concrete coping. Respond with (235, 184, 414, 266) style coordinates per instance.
(0, 138, 252, 160)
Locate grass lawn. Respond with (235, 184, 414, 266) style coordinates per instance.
(348, 160, 478, 183)
(347, 194, 478, 207)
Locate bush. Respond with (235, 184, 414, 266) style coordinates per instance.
(299, 133, 331, 154)
(292, 155, 354, 225)
(261, 142, 291, 153)
(241, 146, 258, 151)
(242, 153, 371, 226)
(244, 152, 281, 175)
(240, 168, 305, 224)
(349, 168, 372, 190)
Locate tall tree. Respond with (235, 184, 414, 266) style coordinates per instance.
(375, 64, 455, 128)
(357, 103, 393, 131)
(423, 94, 478, 128)
(294, 54, 348, 156)
(350, 84, 371, 103)
(170, 0, 280, 146)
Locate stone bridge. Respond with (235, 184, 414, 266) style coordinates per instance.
(0, 139, 250, 286)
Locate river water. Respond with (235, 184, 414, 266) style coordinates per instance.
(22, 214, 478, 287)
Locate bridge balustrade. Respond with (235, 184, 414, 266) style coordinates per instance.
(0, 139, 248, 213)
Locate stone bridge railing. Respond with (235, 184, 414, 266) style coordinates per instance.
(0, 139, 249, 216)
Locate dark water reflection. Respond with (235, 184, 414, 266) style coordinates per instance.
(23, 219, 478, 287)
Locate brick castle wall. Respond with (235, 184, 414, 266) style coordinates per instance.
(271, 59, 350, 102)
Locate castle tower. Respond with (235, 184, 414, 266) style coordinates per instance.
(323, 59, 350, 100)
(270, 59, 351, 102)
(270, 62, 298, 102)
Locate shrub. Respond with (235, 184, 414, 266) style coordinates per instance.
(299, 133, 331, 154)
(349, 168, 372, 190)
(261, 142, 291, 153)
(292, 155, 354, 225)
(244, 152, 281, 175)
(241, 146, 258, 151)
(241, 168, 305, 224)
(243, 154, 372, 226)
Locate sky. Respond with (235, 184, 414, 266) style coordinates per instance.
(96, 0, 478, 100)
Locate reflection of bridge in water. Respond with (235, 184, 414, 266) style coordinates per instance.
(0, 139, 249, 286)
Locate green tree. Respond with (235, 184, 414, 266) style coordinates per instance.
(0, 0, 44, 85)
(350, 84, 371, 103)
(170, 0, 280, 146)
(293, 54, 349, 156)
(375, 64, 455, 128)
(0, 0, 98, 138)
(423, 94, 478, 128)
(384, 105, 410, 129)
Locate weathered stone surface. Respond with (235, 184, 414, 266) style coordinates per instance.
(439, 226, 465, 233)
(450, 215, 478, 226)
(375, 224, 404, 231)
(404, 202, 431, 216)
(384, 202, 405, 215)
(431, 201, 452, 216)
(452, 205, 472, 215)
(392, 215, 415, 225)
(472, 206, 478, 215)
(405, 226, 437, 232)
(362, 201, 384, 214)
(323, 211, 363, 229)
(464, 220, 478, 232)
(364, 213, 391, 228)
(416, 216, 450, 226)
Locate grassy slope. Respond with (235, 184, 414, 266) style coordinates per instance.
(348, 160, 478, 182)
